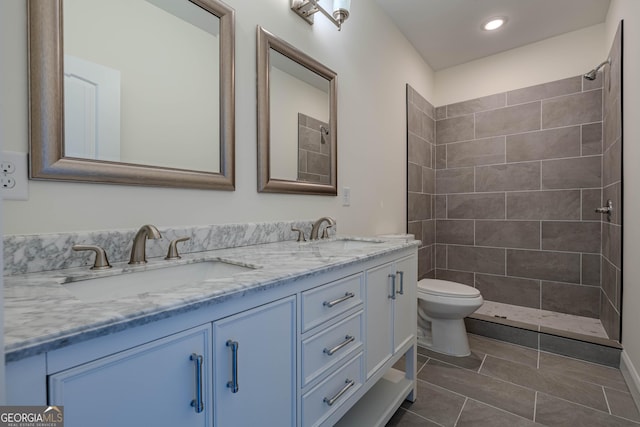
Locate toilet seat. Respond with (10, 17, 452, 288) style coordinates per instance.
(418, 279, 480, 298)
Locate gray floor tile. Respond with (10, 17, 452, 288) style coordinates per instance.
(418, 359, 536, 419)
(605, 387, 640, 422)
(417, 345, 485, 371)
(468, 334, 539, 368)
(385, 407, 442, 427)
(400, 380, 465, 427)
(480, 355, 609, 411)
(535, 392, 640, 427)
(457, 399, 543, 427)
(393, 354, 429, 373)
(538, 351, 629, 391)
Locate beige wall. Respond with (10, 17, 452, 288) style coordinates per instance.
(0, 0, 434, 235)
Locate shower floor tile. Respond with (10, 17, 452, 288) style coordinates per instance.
(475, 300, 609, 339)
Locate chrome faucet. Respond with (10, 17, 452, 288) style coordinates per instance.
(310, 217, 336, 240)
(129, 224, 162, 264)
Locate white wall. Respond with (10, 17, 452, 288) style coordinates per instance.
(434, 24, 607, 106)
(0, 0, 434, 236)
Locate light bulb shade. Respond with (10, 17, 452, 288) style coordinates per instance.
(332, 0, 350, 23)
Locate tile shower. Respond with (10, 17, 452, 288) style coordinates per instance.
(407, 24, 623, 343)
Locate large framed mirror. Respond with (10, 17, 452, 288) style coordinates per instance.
(27, 0, 235, 190)
(257, 26, 337, 195)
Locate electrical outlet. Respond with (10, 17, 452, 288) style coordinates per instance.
(1, 151, 29, 200)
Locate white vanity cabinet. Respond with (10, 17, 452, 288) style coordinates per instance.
(48, 324, 213, 427)
(213, 296, 296, 427)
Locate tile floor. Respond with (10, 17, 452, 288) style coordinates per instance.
(386, 334, 640, 426)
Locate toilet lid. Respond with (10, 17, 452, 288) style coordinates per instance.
(418, 279, 481, 298)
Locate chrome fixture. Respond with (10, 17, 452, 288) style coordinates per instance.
(291, 0, 351, 31)
(72, 244, 112, 270)
(129, 224, 162, 264)
(165, 237, 190, 260)
(310, 216, 336, 240)
(595, 199, 613, 221)
(584, 59, 611, 80)
(291, 227, 307, 242)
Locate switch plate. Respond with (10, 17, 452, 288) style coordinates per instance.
(342, 187, 351, 206)
(1, 151, 29, 200)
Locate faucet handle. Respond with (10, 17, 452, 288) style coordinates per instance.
(72, 245, 112, 270)
(165, 237, 190, 260)
(321, 224, 333, 239)
(291, 227, 307, 242)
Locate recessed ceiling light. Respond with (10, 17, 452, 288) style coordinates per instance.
(482, 17, 507, 31)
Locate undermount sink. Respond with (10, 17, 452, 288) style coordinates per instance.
(63, 260, 255, 303)
(310, 238, 385, 250)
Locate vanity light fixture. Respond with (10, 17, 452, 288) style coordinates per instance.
(482, 16, 507, 31)
(291, 0, 351, 31)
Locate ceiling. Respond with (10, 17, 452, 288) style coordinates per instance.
(374, 0, 611, 71)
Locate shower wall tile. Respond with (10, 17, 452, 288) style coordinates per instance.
(475, 220, 540, 250)
(582, 254, 601, 287)
(506, 127, 581, 162)
(436, 115, 474, 144)
(603, 141, 622, 186)
(541, 156, 601, 190)
(602, 257, 617, 306)
(603, 97, 621, 152)
(423, 167, 436, 194)
(448, 245, 505, 275)
(435, 106, 447, 120)
(434, 269, 475, 286)
(582, 189, 603, 221)
(541, 221, 601, 253)
(407, 221, 422, 247)
(601, 295, 621, 342)
(435, 145, 447, 169)
(435, 220, 474, 245)
(408, 162, 422, 192)
(418, 245, 433, 279)
(434, 195, 447, 219)
(447, 193, 505, 219)
(408, 193, 431, 221)
(475, 102, 541, 139)
(436, 168, 474, 194)
(475, 274, 540, 309)
(541, 281, 600, 318)
(507, 250, 581, 283)
(602, 222, 621, 269)
(422, 219, 436, 246)
(507, 77, 582, 105)
(541, 90, 602, 129)
(507, 190, 580, 220)
(602, 183, 621, 225)
(447, 137, 505, 168)
(475, 162, 540, 192)
(435, 244, 446, 269)
(446, 93, 506, 117)
(583, 70, 603, 91)
(582, 123, 603, 155)
(408, 133, 432, 167)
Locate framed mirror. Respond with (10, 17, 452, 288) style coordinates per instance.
(27, 0, 235, 190)
(257, 26, 337, 195)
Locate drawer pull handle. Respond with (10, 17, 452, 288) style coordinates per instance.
(323, 379, 355, 406)
(389, 273, 396, 299)
(323, 292, 355, 308)
(397, 271, 404, 295)
(323, 335, 355, 356)
(226, 340, 239, 393)
(190, 353, 204, 413)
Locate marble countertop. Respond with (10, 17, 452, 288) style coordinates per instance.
(4, 236, 419, 362)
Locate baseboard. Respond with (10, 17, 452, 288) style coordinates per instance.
(621, 350, 640, 410)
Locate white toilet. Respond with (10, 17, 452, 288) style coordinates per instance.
(417, 279, 483, 357)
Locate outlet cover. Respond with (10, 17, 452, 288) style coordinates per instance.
(1, 151, 29, 200)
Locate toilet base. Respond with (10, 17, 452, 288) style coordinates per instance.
(418, 316, 471, 357)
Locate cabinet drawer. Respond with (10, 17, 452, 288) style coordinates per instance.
(301, 352, 363, 427)
(302, 273, 363, 332)
(302, 311, 363, 387)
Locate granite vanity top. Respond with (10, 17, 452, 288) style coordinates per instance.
(4, 237, 419, 362)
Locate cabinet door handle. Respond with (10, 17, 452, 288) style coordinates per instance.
(323, 292, 355, 308)
(323, 335, 355, 356)
(323, 379, 355, 406)
(226, 340, 239, 393)
(388, 273, 396, 299)
(397, 271, 404, 295)
(190, 353, 204, 413)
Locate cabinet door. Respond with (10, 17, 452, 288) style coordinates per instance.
(213, 296, 296, 427)
(394, 255, 418, 353)
(365, 261, 394, 379)
(48, 324, 212, 427)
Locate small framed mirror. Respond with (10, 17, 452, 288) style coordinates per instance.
(28, 0, 235, 190)
(257, 26, 337, 195)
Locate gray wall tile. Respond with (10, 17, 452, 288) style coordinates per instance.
(541, 156, 601, 189)
(422, 219, 435, 246)
(582, 189, 602, 221)
(408, 162, 422, 192)
(448, 193, 505, 219)
(435, 144, 447, 169)
(436, 220, 474, 245)
(582, 253, 601, 287)
(465, 318, 539, 349)
(408, 133, 431, 167)
(435, 106, 447, 120)
(447, 93, 506, 117)
(422, 167, 435, 194)
(448, 245, 505, 275)
(603, 95, 621, 152)
(434, 195, 447, 219)
(601, 295, 621, 341)
(447, 137, 505, 168)
(476, 102, 541, 139)
(475, 274, 540, 308)
(408, 192, 431, 221)
(541, 90, 602, 128)
(602, 222, 621, 269)
(475, 220, 540, 249)
(476, 162, 541, 192)
(435, 244, 446, 268)
(407, 221, 422, 247)
(507, 77, 582, 105)
(541, 281, 600, 318)
(507, 190, 580, 220)
(541, 221, 601, 253)
(603, 140, 621, 186)
(582, 123, 603, 155)
(602, 257, 617, 306)
(602, 183, 621, 225)
(507, 250, 581, 283)
(434, 269, 475, 286)
(436, 168, 474, 194)
(436, 115, 474, 144)
(506, 127, 581, 162)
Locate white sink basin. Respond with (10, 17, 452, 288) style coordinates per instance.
(310, 238, 384, 251)
(63, 261, 255, 302)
